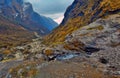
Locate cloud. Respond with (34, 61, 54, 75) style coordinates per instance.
(24, 0, 74, 24)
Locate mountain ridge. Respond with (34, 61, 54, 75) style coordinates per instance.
(0, 0, 58, 35)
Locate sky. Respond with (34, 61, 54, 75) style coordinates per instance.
(24, 0, 74, 24)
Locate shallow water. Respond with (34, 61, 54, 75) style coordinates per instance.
(56, 53, 80, 60)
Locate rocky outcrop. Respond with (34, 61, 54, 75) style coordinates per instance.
(68, 14, 120, 49)
(64, 14, 120, 73)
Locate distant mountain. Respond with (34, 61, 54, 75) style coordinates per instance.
(0, 0, 58, 35)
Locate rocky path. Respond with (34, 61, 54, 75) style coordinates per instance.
(0, 59, 23, 78)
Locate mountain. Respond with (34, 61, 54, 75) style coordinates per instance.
(41, 0, 120, 77)
(0, 0, 58, 35)
(45, 0, 120, 44)
(0, 0, 120, 78)
(61, 0, 120, 25)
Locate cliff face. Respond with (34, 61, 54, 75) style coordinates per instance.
(45, 0, 120, 44)
(0, 0, 58, 35)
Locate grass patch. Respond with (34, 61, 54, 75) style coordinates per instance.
(87, 25, 104, 31)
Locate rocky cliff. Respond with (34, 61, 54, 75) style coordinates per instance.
(0, 0, 58, 35)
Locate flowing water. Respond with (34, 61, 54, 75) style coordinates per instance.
(56, 53, 80, 60)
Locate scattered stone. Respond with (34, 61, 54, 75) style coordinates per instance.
(15, 52, 23, 59)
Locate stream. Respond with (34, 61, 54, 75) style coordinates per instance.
(55, 53, 81, 61)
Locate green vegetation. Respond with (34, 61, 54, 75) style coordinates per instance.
(0, 15, 35, 48)
(44, 49, 54, 56)
(63, 39, 85, 51)
(87, 25, 104, 31)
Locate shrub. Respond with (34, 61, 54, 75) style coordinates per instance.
(44, 49, 54, 56)
(3, 49, 11, 55)
(87, 25, 104, 31)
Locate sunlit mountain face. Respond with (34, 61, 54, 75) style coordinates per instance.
(24, 0, 74, 24)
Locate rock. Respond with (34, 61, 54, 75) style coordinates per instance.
(35, 54, 50, 61)
(15, 52, 23, 59)
(7, 55, 15, 59)
(0, 54, 3, 61)
(15, 46, 25, 51)
(84, 47, 100, 54)
(35, 54, 44, 59)
(99, 57, 109, 64)
(41, 55, 50, 61)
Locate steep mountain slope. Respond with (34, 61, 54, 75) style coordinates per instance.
(0, 0, 58, 35)
(45, 0, 120, 44)
(0, 15, 34, 48)
(42, 0, 120, 77)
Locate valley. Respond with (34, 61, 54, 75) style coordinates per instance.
(0, 0, 120, 78)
